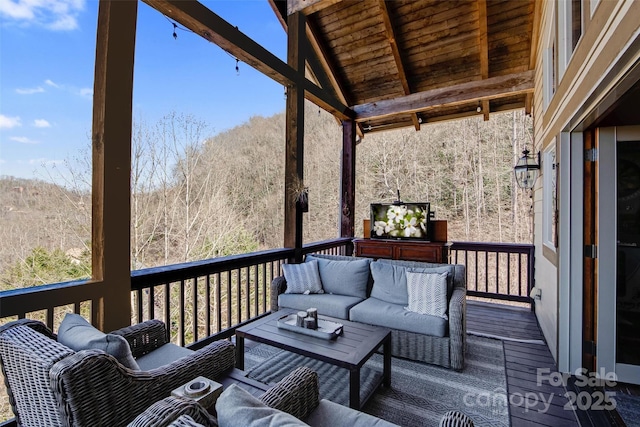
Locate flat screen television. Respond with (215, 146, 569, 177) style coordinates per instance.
(370, 202, 431, 240)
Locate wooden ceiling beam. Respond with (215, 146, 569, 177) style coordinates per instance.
(143, 0, 354, 120)
(288, 0, 343, 16)
(478, 0, 490, 121)
(353, 70, 535, 121)
(525, 0, 542, 116)
(377, 0, 420, 131)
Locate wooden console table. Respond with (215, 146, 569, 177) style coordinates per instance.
(353, 239, 451, 263)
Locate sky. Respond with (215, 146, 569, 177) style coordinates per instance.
(0, 0, 288, 181)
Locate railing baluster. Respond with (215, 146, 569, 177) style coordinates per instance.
(216, 272, 222, 333)
(506, 254, 511, 297)
(484, 251, 488, 292)
(262, 263, 267, 313)
(518, 253, 523, 296)
(254, 264, 259, 318)
(226, 270, 232, 330)
(205, 275, 211, 337)
(179, 280, 185, 346)
(164, 283, 170, 330)
(149, 286, 155, 320)
(137, 289, 143, 323)
(192, 277, 198, 343)
(244, 266, 250, 320)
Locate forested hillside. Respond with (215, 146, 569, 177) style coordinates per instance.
(0, 105, 532, 290)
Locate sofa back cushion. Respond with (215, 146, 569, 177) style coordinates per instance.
(306, 254, 371, 299)
(376, 259, 459, 295)
(370, 261, 455, 305)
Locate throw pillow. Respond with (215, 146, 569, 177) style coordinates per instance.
(216, 384, 309, 427)
(405, 271, 449, 319)
(57, 313, 140, 370)
(378, 258, 455, 295)
(282, 260, 324, 294)
(306, 255, 371, 298)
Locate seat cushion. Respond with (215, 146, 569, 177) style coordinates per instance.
(306, 255, 371, 298)
(282, 260, 324, 295)
(306, 399, 398, 427)
(136, 343, 194, 371)
(57, 313, 140, 370)
(278, 293, 363, 320)
(349, 297, 448, 337)
(216, 384, 308, 427)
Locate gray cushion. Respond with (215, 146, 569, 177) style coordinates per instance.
(349, 297, 448, 337)
(405, 271, 448, 319)
(136, 343, 194, 371)
(305, 399, 398, 427)
(57, 313, 140, 370)
(370, 261, 455, 305)
(282, 260, 324, 294)
(216, 384, 308, 427)
(377, 259, 457, 294)
(306, 255, 371, 298)
(278, 293, 363, 320)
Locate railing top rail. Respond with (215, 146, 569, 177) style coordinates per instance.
(450, 241, 534, 253)
(130, 238, 353, 289)
(0, 279, 102, 318)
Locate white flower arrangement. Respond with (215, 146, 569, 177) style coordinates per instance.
(372, 204, 428, 238)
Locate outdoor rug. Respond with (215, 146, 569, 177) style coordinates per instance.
(244, 335, 509, 427)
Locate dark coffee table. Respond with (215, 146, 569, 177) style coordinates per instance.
(235, 308, 391, 410)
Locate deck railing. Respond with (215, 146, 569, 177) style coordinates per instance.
(450, 241, 535, 307)
(0, 238, 353, 343)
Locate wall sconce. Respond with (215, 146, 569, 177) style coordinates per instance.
(514, 148, 540, 189)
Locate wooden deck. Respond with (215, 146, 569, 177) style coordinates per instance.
(468, 300, 616, 427)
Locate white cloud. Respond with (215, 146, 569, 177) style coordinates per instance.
(79, 87, 92, 98)
(0, 0, 86, 31)
(45, 79, 60, 88)
(0, 114, 22, 129)
(33, 119, 51, 128)
(10, 136, 38, 144)
(16, 86, 45, 95)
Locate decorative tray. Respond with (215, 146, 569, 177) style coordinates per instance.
(276, 314, 344, 340)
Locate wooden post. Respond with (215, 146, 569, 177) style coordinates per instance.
(92, 0, 137, 331)
(284, 12, 306, 262)
(340, 120, 356, 247)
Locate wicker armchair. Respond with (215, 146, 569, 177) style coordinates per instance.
(128, 366, 320, 427)
(0, 318, 235, 427)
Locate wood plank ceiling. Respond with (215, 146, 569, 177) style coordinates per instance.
(276, 0, 537, 134)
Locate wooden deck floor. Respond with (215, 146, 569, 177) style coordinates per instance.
(467, 300, 582, 427)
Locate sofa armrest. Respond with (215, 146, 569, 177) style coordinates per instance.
(270, 275, 288, 312)
(260, 366, 319, 420)
(111, 319, 169, 358)
(127, 396, 216, 427)
(448, 287, 466, 371)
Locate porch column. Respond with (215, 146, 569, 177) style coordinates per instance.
(340, 120, 356, 248)
(284, 12, 307, 262)
(92, 0, 137, 331)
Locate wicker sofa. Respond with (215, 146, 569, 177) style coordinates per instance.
(128, 366, 398, 427)
(271, 254, 466, 370)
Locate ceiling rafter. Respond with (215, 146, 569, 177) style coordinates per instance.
(377, 0, 421, 131)
(354, 70, 535, 122)
(305, 19, 365, 137)
(477, 0, 490, 121)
